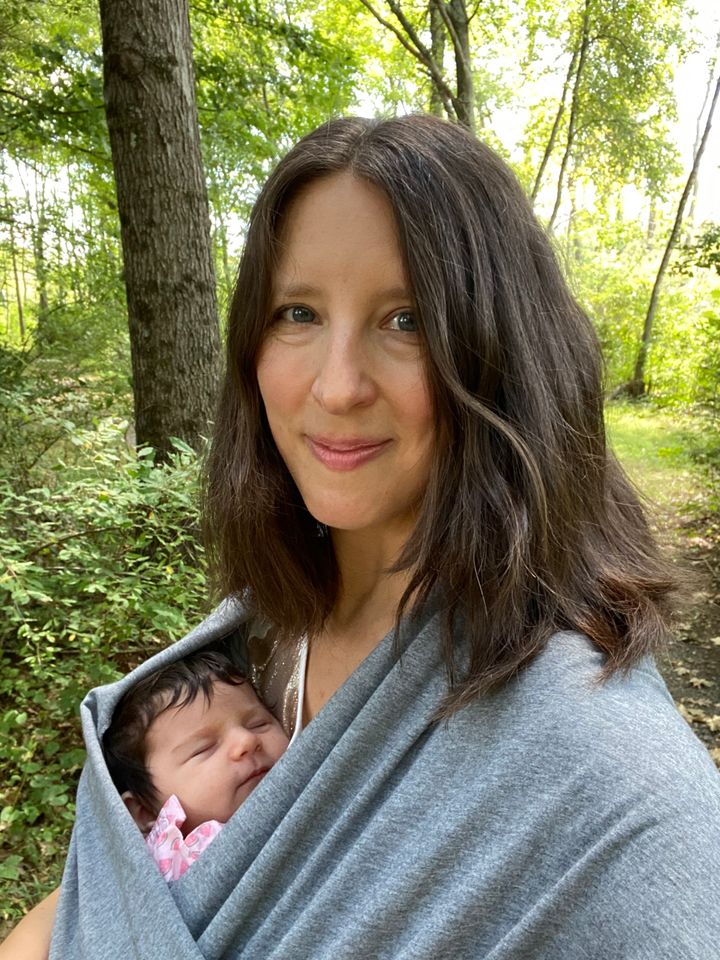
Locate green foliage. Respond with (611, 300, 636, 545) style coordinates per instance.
(568, 210, 720, 407)
(675, 222, 720, 277)
(0, 415, 211, 928)
(193, 0, 360, 193)
(0, 0, 109, 161)
(693, 289, 720, 412)
(0, 345, 130, 490)
(522, 0, 685, 202)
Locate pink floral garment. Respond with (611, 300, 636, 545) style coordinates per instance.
(145, 794, 223, 882)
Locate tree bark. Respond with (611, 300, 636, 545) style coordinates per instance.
(431, 0, 474, 132)
(445, 0, 474, 133)
(547, 0, 591, 233)
(627, 69, 720, 397)
(429, 1, 446, 117)
(99, 0, 221, 461)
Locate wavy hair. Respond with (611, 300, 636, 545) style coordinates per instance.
(203, 114, 674, 711)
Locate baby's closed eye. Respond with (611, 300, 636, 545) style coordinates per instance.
(189, 741, 216, 759)
(247, 718, 272, 730)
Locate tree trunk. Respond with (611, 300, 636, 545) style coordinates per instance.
(627, 70, 720, 397)
(20, 172, 51, 342)
(565, 168, 582, 263)
(429, 1, 446, 117)
(547, 0, 591, 233)
(359, 0, 457, 123)
(445, 0, 474, 133)
(530, 39, 580, 205)
(99, 0, 221, 462)
(687, 58, 715, 232)
(9, 217, 25, 340)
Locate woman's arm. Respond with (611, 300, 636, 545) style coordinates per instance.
(0, 887, 60, 960)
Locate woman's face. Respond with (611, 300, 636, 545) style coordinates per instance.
(256, 172, 434, 540)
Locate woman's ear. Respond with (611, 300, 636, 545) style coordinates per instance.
(121, 791, 156, 835)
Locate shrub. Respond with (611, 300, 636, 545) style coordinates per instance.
(0, 417, 212, 929)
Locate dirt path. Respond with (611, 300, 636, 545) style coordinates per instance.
(660, 503, 720, 765)
(608, 404, 720, 766)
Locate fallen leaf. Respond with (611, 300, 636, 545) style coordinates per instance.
(708, 637, 720, 647)
(677, 702, 708, 722)
(702, 715, 720, 733)
(677, 703, 692, 723)
(710, 747, 720, 769)
(674, 666, 691, 677)
(686, 697, 712, 708)
(689, 677, 712, 689)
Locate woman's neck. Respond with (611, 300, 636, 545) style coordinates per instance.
(329, 524, 413, 639)
(302, 524, 414, 724)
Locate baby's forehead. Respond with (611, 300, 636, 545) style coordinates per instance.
(153, 675, 261, 722)
(206, 677, 264, 708)
(145, 677, 266, 749)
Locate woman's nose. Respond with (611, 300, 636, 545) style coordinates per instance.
(311, 329, 377, 413)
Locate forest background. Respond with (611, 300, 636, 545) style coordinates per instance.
(1, 0, 720, 929)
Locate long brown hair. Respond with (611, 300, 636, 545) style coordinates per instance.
(203, 114, 674, 710)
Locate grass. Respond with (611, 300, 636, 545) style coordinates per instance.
(605, 402, 705, 509)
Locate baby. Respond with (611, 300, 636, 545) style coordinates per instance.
(102, 649, 289, 881)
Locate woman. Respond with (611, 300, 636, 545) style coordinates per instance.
(7, 114, 720, 958)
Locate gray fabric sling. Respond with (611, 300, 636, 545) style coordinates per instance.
(51, 596, 720, 959)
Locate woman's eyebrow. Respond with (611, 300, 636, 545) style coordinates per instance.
(274, 282, 322, 299)
(275, 282, 412, 302)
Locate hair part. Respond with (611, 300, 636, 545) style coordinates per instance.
(203, 114, 676, 713)
(103, 650, 246, 812)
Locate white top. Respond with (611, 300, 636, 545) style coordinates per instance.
(289, 638, 308, 746)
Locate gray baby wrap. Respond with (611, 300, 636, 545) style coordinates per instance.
(51, 596, 720, 959)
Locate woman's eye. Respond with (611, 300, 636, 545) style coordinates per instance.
(276, 305, 316, 324)
(387, 311, 417, 333)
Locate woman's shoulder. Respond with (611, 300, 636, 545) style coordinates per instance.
(450, 630, 719, 805)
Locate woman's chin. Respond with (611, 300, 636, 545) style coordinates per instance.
(305, 500, 417, 540)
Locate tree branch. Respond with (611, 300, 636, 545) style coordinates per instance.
(467, 1, 482, 24)
(358, 0, 457, 118)
(548, 0, 591, 232)
(430, 0, 466, 74)
(23, 523, 133, 561)
(531, 41, 580, 203)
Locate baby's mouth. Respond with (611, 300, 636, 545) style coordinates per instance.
(238, 766, 270, 791)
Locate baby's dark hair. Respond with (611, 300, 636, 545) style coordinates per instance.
(102, 649, 246, 812)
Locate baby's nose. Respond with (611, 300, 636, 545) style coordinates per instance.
(227, 727, 259, 760)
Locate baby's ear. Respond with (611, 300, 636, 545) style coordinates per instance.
(121, 791, 156, 835)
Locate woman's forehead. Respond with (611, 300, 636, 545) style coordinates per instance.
(272, 174, 409, 298)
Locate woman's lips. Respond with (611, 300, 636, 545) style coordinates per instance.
(306, 437, 392, 471)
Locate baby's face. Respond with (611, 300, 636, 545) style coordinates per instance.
(145, 680, 289, 832)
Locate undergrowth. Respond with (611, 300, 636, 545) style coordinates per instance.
(0, 416, 212, 931)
